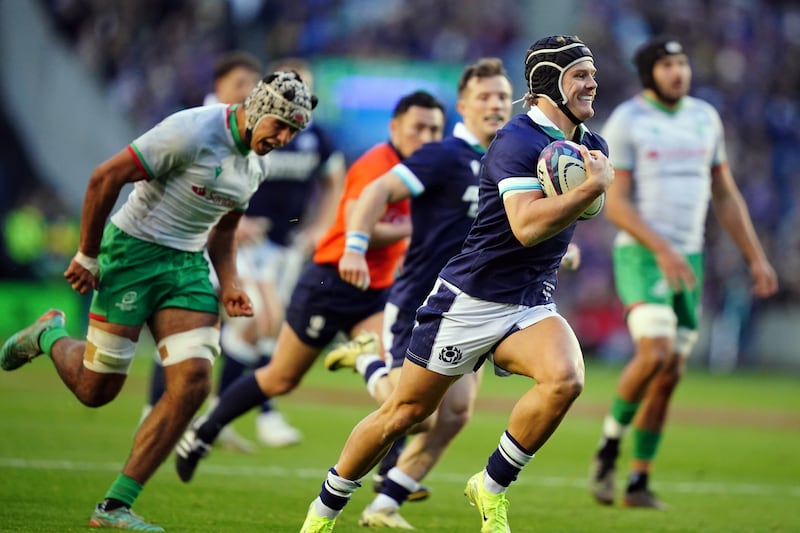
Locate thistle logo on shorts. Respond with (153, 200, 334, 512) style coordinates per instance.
(438, 345, 463, 365)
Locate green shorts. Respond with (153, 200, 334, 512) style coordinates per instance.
(613, 243, 703, 330)
(89, 224, 219, 326)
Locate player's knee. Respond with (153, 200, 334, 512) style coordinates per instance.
(436, 402, 472, 435)
(171, 361, 213, 402)
(544, 370, 584, 406)
(77, 377, 126, 408)
(657, 356, 684, 391)
(387, 401, 434, 436)
(254, 365, 300, 396)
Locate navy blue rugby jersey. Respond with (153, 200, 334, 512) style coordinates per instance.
(388, 125, 483, 312)
(246, 122, 338, 246)
(439, 111, 608, 307)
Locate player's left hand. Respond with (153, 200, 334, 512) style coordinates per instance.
(560, 243, 581, 270)
(339, 250, 371, 290)
(750, 258, 778, 298)
(221, 288, 254, 317)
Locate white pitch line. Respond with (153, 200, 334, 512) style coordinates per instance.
(2, 457, 798, 497)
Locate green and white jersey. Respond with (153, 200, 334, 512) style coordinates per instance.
(111, 104, 268, 251)
(602, 94, 726, 253)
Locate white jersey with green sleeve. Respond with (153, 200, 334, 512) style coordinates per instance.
(602, 94, 726, 253)
(110, 104, 269, 252)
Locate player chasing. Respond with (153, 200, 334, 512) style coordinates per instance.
(590, 37, 778, 509)
(300, 34, 614, 533)
(173, 91, 446, 484)
(0, 72, 317, 531)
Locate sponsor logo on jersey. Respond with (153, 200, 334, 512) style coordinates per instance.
(191, 185, 240, 208)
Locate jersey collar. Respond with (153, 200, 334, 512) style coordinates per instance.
(640, 92, 684, 115)
(527, 105, 587, 142)
(226, 104, 250, 155)
(453, 122, 486, 154)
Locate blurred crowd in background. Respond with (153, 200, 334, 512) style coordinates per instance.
(2, 0, 799, 366)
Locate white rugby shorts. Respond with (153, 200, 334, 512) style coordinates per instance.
(406, 278, 560, 376)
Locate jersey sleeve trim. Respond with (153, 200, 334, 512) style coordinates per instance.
(127, 144, 155, 181)
(391, 164, 425, 197)
(498, 176, 541, 198)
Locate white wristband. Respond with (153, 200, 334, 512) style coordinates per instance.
(74, 251, 99, 277)
(345, 231, 369, 255)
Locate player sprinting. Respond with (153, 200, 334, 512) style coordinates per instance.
(590, 36, 777, 509)
(322, 57, 513, 529)
(300, 34, 614, 533)
(0, 72, 316, 531)
(174, 91, 445, 483)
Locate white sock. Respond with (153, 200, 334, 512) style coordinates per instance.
(483, 471, 506, 494)
(367, 493, 399, 512)
(355, 354, 382, 376)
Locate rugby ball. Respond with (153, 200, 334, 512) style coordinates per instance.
(536, 139, 604, 220)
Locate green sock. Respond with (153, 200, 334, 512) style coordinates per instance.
(104, 473, 143, 508)
(632, 428, 662, 461)
(610, 396, 640, 426)
(39, 327, 69, 356)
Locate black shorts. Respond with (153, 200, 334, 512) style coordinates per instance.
(285, 262, 389, 348)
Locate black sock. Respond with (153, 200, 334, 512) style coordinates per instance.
(148, 362, 166, 406)
(197, 374, 268, 443)
(627, 471, 649, 492)
(218, 353, 248, 394)
(102, 498, 127, 511)
(597, 437, 620, 464)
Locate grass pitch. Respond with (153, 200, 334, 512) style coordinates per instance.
(1, 352, 798, 532)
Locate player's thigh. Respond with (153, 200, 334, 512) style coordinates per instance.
(149, 308, 219, 339)
(613, 243, 671, 307)
(494, 314, 584, 383)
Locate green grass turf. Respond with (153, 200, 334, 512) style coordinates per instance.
(1, 352, 798, 532)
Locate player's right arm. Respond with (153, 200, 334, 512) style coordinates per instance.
(339, 172, 412, 290)
(605, 167, 695, 291)
(64, 148, 148, 294)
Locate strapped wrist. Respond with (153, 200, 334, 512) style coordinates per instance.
(74, 251, 99, 276)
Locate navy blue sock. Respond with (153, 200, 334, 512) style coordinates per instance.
(381, 476, 411, 505)
(486, 431, 531, 487)
(377, 436, 407, 476)
(148, 362, 165, 406)
(197, 374, 268, 442)
(218, 353, 247, 394)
